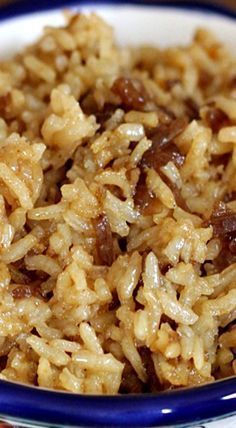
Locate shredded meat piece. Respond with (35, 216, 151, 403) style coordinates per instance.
(119, 361, 144, 393)
(111, 77, 149, 111)
(94, 214, 114, 266)
(205, 107, 229, 133)
(141, 117, 187, 171)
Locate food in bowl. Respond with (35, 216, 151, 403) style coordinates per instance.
(0, 11, 236, 394)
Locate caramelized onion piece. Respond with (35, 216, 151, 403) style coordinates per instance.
(94, 214, 114, 266)
(111, 77, 149, 111)
(205, 108, 228, 133)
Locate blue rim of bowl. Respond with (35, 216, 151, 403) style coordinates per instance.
(0, 0, 236, 20)
(0, 1, 236, 427)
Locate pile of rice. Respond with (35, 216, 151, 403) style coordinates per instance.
(0, 12, 236, 394)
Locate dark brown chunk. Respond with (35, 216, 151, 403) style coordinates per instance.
(211, 153, 231, 168)
(198, 70, 212, 90)
(168, 181, 189, 212)
(139, 347, 161, 392)
(205, 108, 228, 133)
(81, 89, 117, 130)
(94, 214, 114, 267)
(229, 75, 236, 89)
(165, 78, 180, 90)
(0, 355, 8, 371)
(11, 284, 42, 299)
(111, 77, 149, 111)
(80, 91, 97, 115)
(142, 142, 185, 172)
(94, 104, 117, 128)
(208, 202, 236, 238)
(223, 191, 236, 203)
(11, 285, 32, 298)
(0, 93, 11, 117)
(141, 117, 187, 171)
(133, 172, 155, 211)
(156, 105, 176, 124)
(119, 361, 144, 394)
(185, 97, 199, 120)
(229, 238, 236, 255)
(206, 202, 236, 270)
(118, 237, 127, 252)
(134, 118, 187, 213)
(108, 291, 120, 311)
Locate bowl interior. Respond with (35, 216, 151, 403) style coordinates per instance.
(0, 4, 236, 58)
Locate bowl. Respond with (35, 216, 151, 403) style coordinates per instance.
(0, 1, 236, 427)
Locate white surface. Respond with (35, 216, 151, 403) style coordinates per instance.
(204, 414, 236, 427)
(0, 5, 236, 58)
(0, 4, 236, 428)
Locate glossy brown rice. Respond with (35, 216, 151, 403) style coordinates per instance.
(0, 12, 236, 394)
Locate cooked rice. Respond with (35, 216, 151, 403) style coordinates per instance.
(0, 12, 236, 394)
